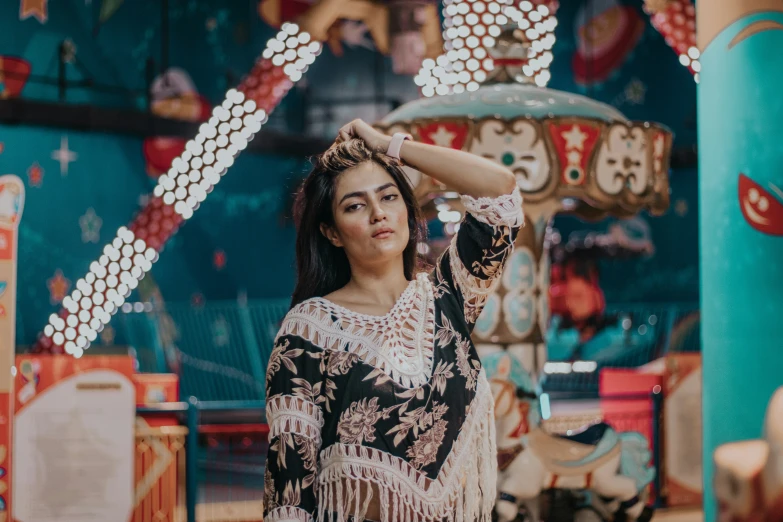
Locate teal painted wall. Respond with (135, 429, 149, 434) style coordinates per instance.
(699, 11, 783, 518)
(0, 123, 307, 346)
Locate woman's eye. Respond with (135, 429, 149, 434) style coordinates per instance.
(383, 194, 399, 201)
(345, 204, 362, 212)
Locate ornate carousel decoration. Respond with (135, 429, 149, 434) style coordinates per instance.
(377, 25, 673, 376)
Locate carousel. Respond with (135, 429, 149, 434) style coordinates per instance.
(376, 23, 672, 522)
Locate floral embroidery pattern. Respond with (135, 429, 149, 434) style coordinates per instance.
(407, 419, 449, 469)
(268, 339, 304, 378)
(435, 313, 480, 391)
(337, 397, 384, 445)
(307, 349, 357, 377)
(264, 467, 278, 511)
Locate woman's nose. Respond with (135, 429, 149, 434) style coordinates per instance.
(370, 202, 386, 222)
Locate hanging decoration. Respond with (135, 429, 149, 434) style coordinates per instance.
(572, 0, 645, 87)
(19, 0, 47, 23)
(0, 56, 31, 99)
(143, 68, 212, 178)
(34, 22, 323, 355)
(643, 0, 699, 80)
(415, 0, 558, 96)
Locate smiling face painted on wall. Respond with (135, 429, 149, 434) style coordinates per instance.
(700, 1, 783, 237)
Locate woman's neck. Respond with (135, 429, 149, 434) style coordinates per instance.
(329, 257, 411, 314)
(349, 261, 410, 303)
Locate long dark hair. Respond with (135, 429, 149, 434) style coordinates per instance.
(290, 139, 427, 308)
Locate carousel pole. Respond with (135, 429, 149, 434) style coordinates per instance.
(697, 1, 783, 518)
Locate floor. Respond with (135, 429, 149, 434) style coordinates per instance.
(653, 508, 702, 521)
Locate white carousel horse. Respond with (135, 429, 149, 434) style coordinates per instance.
(481, 352, 655, 522)
(714, 386, 783, 522)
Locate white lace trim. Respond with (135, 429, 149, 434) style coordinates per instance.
(315, 372, 497, 522)
(461, 188, 524, 228)
(278, 273, 435, 389)
(265, 505, 314, 522)
(267, 395, 325, 446)
(449, 237, 502, 324)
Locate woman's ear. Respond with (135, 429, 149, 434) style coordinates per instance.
(320, 223, 343, 247)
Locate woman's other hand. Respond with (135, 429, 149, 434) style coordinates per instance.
(336, 119, 391, 153)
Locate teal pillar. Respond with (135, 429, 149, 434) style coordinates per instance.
(699, 5, 783, 519)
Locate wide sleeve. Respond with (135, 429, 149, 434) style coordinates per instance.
(434, 187, 524, 329)
(263, 331, 325, 522)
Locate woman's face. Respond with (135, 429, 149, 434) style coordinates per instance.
(322, 161, 410, 269)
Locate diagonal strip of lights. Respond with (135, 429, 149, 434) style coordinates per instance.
(415, 0, 558, 97)
(37, 23, 320, 358)
(643, 0, 699, 82)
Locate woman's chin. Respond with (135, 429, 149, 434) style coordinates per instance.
(363, 242, 407, 261)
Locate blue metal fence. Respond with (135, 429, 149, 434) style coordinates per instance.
(118, 300, 699, 401)
(116, 300, 289, 401)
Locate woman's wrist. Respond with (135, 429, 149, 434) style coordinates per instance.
(375, 134, 393, 154)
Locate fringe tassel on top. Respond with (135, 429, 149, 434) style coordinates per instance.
(315, 375, 497, 522)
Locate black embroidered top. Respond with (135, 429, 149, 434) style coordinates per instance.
(263, 189, 523, 522)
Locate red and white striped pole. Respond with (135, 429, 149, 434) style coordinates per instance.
(33, 23, 321, 355)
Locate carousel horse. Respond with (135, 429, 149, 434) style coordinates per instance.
(714, 386, 783, 522)
(481, 351, 655, 522)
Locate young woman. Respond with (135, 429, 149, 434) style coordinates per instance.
(263, 119, 523, 522)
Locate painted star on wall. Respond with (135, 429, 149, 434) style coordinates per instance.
(51, 136, 78, 176)
(213, 249, 226, 270)
(27, 162, 44, 187)
(47, 269, 71, 304)
(79, 208, 102, 243)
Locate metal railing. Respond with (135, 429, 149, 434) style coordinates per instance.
(118, 300, 699, 400)
(136, 390, 666, 520)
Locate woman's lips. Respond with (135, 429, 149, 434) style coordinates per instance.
(372, 228, 394, 239)
(738, 173, 783, 236)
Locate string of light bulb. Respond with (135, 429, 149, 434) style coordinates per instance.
(35, 23, 321, 356)
(415, 0, 558, 97)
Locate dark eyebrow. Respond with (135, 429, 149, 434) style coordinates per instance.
(338, 182, 397, 204)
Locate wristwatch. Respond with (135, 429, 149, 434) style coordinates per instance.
(386, 132, 412, 160)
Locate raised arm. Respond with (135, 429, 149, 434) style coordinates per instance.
(435, 188, 523, 328)
(337, 119, 518, 198)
